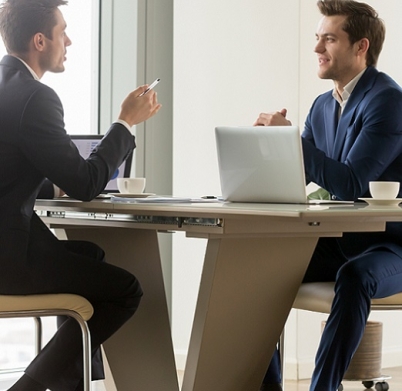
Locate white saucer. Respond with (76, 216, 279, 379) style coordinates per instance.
(359, 198, 402, 207)
(109, 193, 155, 198)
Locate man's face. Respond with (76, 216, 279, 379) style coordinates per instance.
(314, 15, 362, 87)
(39, 8, 72, 74)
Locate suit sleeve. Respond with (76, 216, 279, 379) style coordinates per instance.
(37, 179, 55, 199)
(17, 85, 135, 201)
(301, 88, 402, 201)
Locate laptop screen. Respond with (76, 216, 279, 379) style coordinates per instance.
(70, 134, 133, 193)
(215, 126, 308, 203)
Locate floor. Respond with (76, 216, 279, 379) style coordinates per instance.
(277, 366, 399, 391)
(177, 367, 400, 391)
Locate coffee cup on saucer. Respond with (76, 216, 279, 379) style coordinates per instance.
(369, 181, 400, 199)
(117, 177, 146, 194)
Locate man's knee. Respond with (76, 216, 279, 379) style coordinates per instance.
(63, 240, 106, 262)
(335, 261, 373, 298)
(125, 274, 143, 312)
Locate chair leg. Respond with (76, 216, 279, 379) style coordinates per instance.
(71, 315, 92, 391)
(34, 315, 91, 391)
(33, 317, 42, 355)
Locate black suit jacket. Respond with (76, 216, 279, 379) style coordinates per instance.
(0, 55, 135, 287)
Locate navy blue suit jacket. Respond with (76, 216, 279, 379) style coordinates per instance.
(301, 66, 402, 259)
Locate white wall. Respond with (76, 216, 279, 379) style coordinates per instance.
(171, 0, 402, 379)
(172, 0, 301, 369)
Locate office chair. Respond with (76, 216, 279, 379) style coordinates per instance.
(280, 282, 402, 391)
(0, 293, 93, 391)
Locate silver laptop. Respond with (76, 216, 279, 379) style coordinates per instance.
(215, 126, 311, 203)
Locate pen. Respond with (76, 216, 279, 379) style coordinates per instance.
(139, 78, 160, 96)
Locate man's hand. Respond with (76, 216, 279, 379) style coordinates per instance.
(253, 108, 292, 126)
(118, 85, 162, 127)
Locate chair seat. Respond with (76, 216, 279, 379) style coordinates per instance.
(293, 282, 402, 314)
(0, 293, 94, 320)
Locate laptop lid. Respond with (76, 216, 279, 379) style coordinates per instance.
(215, 126, 308, 203)
(70, 134, 133, 193)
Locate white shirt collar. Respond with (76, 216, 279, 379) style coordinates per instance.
(14, 56, 40, 81)
(332, 68, 366, 113)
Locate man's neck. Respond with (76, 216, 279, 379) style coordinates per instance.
(333, 67, 367, 106)
(9, 54, 42, 80)
(10, 52, 44, 79)
(334, 65, 368, 96)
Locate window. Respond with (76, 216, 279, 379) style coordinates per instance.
(0, 0, 99, 135)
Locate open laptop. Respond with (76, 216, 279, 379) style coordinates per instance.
(215, 126, 332, 204)
(70, 135, 133, 193)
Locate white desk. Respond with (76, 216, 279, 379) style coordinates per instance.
(34, 199, 402, 391)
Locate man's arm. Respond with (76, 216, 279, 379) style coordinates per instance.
(37, 179, 64, 199)
(37, 179, 55, 199)
(302, 88, 402, 201)
(20, 84, 160, 201)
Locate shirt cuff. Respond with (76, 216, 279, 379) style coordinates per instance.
(114, 119, 131, 131)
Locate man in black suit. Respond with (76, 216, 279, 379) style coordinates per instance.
(0, 0, 161, 390)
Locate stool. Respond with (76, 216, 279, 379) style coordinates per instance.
(0, 293, 94, 391)
(280, 282, 402, 391)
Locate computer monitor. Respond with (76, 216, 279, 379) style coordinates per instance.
(70, 134, 133, 193)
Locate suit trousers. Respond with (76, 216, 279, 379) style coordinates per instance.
(263, 237, 402, 391)
(10, 214, 143, 391)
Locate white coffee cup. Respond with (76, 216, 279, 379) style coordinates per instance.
(117, 177, 146, 194)
(369, 181, 400, 199)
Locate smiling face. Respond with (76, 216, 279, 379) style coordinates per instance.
(314, 15, 367, 91)
(38, 8, 72, 75)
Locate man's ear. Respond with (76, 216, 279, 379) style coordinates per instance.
(32, 32, 46, 52)
(357, 37, 370, 56)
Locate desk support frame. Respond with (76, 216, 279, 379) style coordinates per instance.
(60, 226, 179, 391)
(182, 236, 318, 391)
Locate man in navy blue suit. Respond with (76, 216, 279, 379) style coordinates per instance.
(254, 1, 402, 390)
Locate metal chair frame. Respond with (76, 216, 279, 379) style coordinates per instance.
(0, 307, 92, 391)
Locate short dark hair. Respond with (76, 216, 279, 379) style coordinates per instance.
(317, 0, 385, 67)
(0, 0, 68, 54)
